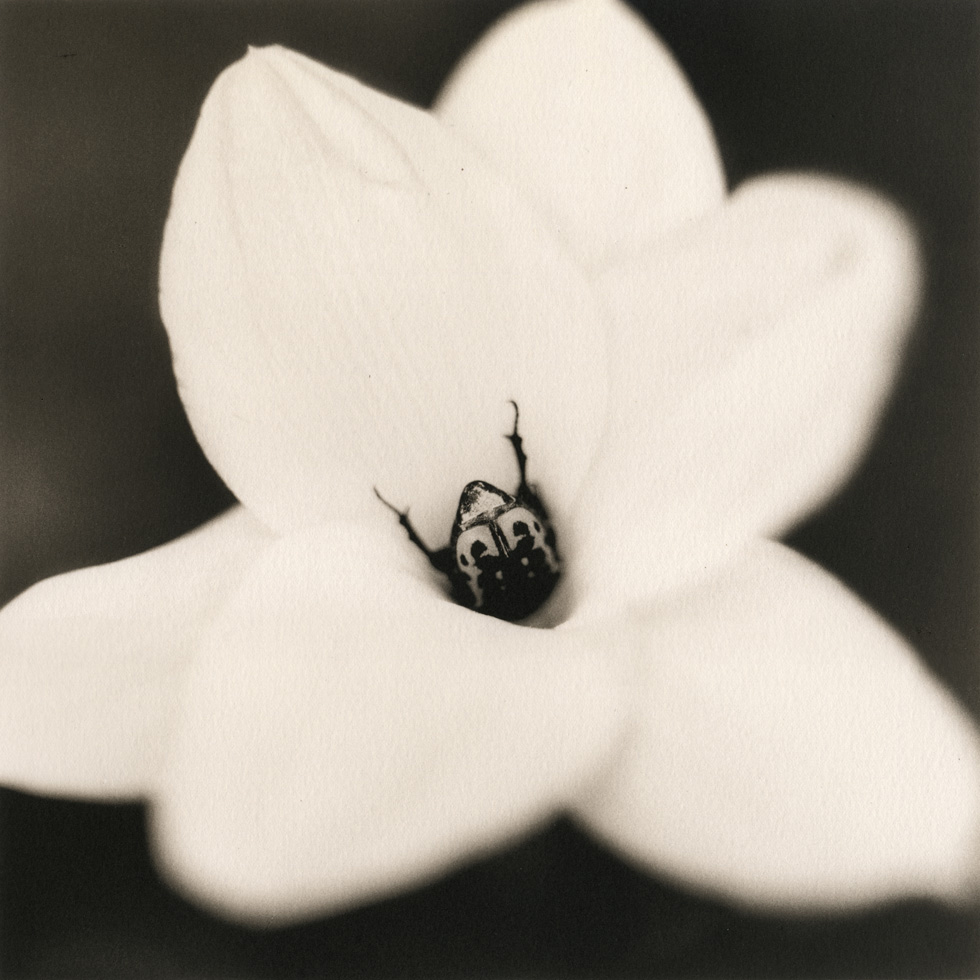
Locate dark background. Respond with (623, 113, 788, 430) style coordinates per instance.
(1, 1, 977, 976)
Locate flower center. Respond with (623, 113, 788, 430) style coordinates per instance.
(374, 401, 563, 623)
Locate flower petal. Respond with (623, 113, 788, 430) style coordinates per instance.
(435, 0, 725, 268)
(0, 508, 272, 799)
(573, 175, 920, 613)
(575, 540, 980, 910)
(151, 522, 629, 924)
(160, 45, 606, 546)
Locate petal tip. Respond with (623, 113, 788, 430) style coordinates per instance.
(435, 0, 723, 264)
(149, 803, 292, 927)
(198, 41, 414, 189)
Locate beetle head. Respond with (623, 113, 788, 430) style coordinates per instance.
(454, 480, 515, 529)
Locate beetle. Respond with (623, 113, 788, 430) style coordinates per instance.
(374, 401, 561, 622)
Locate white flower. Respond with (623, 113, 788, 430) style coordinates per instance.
(2, 0, 978, 927)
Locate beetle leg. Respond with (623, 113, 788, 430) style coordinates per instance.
(506, 400, 552, 520)
(505, 399, 529, 490)
(373, 487, 455, 576)
(429, 546, 456, 578)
